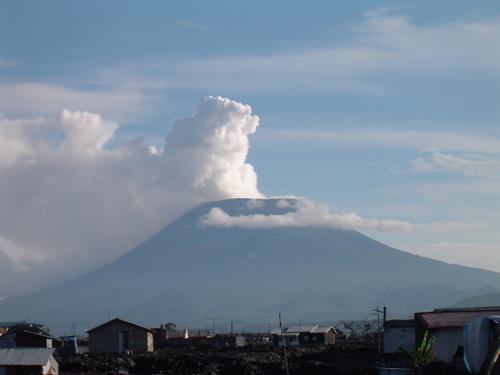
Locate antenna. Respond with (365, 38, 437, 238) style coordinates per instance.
(279, 313, 290, 375)
(372, 306, 383, 355)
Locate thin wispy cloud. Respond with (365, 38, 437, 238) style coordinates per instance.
(255, 128, 500, 155)
(411, 150, 500, 178)
(3, 10, 499, 120)
(136, 10, 500, 93)
(0, 82, 151, 123)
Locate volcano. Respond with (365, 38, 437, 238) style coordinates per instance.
(1, 198, 498, 334)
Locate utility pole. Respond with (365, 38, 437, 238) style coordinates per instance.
(373, 307, 383, 355)
(279, 313, 290, 375)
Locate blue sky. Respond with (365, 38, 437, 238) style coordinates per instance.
(1, 0, 500, 292)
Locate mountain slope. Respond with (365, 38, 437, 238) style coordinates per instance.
(452, 292, 500, 308)
(1, 198, 499, 334)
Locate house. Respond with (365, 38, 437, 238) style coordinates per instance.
(214, 334, 246, 348)
(415, 306, 500, 362)
(87, 318, 154, 353)
(0, 348, 58, 375)
(0, 324, 56, 349)
(383, 319, 415, 353)
(272, 325, 337, 347)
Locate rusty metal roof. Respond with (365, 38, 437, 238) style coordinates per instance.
(417, 309, 500, 329)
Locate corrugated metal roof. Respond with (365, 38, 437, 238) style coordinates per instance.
(418, 310, 500, 329)
(0, 348, 54, 366)
(286, 325, 318, 333)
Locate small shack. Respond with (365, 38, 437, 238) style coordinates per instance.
(383, 319, 415, 353)
(0, 348, 58, 375)
(87, 318, 153, 353)
(415, 306, 500, 362)
(273, 325, 337, 347)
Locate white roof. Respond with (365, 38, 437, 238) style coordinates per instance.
(285, 325, 319, 333)
(0, 348, 54, 366)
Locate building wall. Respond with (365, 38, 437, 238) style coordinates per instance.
(323, 331, 336, 345)
(298, 332, 335, 346)
(432, 328, 462, 362)
(42, 355, 59, 375)
(89, 321, 153, 353)
(0, 333, 51, 349)
(384, 327, 415, 353)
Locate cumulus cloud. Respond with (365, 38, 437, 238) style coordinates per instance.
(0, 96, 261, 297)
(200, 199, 481, 233)
(59, 110, 118, 155)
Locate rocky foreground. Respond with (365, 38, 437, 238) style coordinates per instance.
(56, 345, 468, 375)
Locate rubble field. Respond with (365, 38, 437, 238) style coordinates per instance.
(56, 345, 469, 375)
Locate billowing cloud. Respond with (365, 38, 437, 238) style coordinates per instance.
(199, 199, 473, 232)
(0, 96, 261, 297)
(59, 110, 118, 155)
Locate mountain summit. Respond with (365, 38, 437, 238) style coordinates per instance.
(1, 198, 498, 333)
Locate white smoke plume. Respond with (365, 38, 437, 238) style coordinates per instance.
(200, 200, 414, 232)
(200, 199, 477, 233)
(0, 96, 261, 297)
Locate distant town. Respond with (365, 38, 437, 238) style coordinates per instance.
(0, 305, 499, 374)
